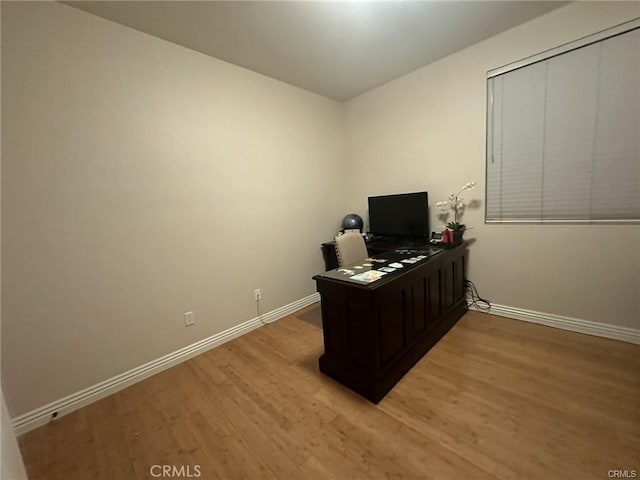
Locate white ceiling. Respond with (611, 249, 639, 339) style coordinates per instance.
(64, 1, 567, 101)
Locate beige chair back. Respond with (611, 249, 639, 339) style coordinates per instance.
(334, 232, 368, 267)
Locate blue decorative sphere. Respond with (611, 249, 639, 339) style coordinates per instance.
(341, 213, 364, 232)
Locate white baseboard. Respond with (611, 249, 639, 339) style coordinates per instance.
(469, 302, 640, 345)
(12, 293, 321, 436)
(17, 295, 632, 435)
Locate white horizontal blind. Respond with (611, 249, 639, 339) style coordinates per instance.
(486, 23, 640, 223)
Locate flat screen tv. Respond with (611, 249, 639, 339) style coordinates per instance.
(368, 191, 429, 239)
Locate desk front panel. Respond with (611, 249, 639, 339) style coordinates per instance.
(314, 244, 467, 403)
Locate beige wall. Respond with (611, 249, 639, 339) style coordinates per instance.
(345, 2, 640, 328)
(1, 2, 345, 416)
(1, 4, 28, 475)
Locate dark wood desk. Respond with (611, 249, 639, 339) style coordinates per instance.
(313, 244, 467, 403)
(321, 237, 433, 271)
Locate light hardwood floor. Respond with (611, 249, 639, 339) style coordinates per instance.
(19, 306, 639, 480)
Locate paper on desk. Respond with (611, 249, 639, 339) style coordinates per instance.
(350, 270, 388, 283)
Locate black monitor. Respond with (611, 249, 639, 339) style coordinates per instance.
(368, 191, 429, 239)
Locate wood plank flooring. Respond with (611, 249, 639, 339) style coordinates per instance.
(18, 306, 640, 480)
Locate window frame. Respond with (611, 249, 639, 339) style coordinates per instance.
(485, 18, 640, 225)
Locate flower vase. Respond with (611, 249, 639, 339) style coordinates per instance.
(450, 229, 464, 244)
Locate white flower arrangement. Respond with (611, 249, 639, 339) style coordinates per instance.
(435, 181, 476, 231)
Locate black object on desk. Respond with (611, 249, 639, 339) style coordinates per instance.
(313, 243, 467, 403)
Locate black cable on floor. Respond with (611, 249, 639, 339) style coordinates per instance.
(465, 280, 491, 311)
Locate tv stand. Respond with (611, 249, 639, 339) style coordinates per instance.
(321, 236, 430, 271)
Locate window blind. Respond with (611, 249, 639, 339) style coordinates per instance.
(486, 20, 640, 223)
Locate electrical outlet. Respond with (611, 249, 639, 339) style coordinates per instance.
(184, 311, 195, 326)
(253, 289, 262, 301)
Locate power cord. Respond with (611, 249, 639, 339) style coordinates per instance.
(465, 280, 491, 311)
(256, 297, 267, 325)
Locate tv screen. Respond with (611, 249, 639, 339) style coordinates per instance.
(368, 191, 429, 239)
